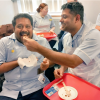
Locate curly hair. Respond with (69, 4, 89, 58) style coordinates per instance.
(36, 3, 48, 13)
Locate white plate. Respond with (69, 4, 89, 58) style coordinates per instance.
(58, 86, 78, 100)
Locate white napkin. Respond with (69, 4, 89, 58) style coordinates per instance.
(17, 54, 37, 69)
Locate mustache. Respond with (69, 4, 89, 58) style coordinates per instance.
(20, 31, 29, 36)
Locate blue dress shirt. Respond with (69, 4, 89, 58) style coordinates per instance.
(0, 33, 51, 99)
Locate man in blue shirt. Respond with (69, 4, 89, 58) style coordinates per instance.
(0, 14, 50, 100)
(23, 2, 100, 88)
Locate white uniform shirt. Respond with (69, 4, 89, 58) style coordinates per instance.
(63, 23, 100, 87)
(0, 33, 51, 99)
(33, 13, 55, 33)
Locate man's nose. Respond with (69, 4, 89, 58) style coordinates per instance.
(60, 17, 63, 22)
(22, 26, 27, 31)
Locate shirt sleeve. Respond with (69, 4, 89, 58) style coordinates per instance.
(73, 29, 100, 65)
(0, 38, 6, 65)
(49, 15, 55, 28)
(96, 13, 100, 26)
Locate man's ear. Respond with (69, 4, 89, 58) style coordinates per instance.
(75, 14, 80, 22)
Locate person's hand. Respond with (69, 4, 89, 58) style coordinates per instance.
(54, 67, 65, 79)
(49, 30, 54, 35)
(40, 58, 49, 71)
(23, 36, 40, 52)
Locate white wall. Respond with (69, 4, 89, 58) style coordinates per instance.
(53, 0, 100, 34)
(0, 0, 15, 25)
(79, 0, 100, 24)
(0, 0, 100, 25)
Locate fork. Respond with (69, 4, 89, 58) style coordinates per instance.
(62, 82, 71, 97)
(51, 79, 63, 87)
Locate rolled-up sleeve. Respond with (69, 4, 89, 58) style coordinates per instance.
(73, 29, 100, 65)
(49, 15, 55, 28)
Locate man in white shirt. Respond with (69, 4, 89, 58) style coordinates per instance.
(23, 2, 100, 87)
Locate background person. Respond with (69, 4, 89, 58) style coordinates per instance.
(33, 3, 56, 48)
(0, 13, 50, 100)
(23, 2, 100, 87)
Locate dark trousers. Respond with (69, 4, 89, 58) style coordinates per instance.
(45, 67, 55, 82)
(49, 40, 56, 48)
(0, 89, 49, 100)
(58, 31, 67, 52)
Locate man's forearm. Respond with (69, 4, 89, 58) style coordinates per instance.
(37, 45, 81, 68)
(50, 27, 55, 32)
(60, 65, 68, 72)
(23, 37, 83, 68)
(0, 61, 18, 74)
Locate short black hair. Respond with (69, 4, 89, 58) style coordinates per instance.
(61, 2, 84, 23)
(12, 13, 33, 28)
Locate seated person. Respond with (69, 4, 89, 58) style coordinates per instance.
(33, 3, 57, 48)
(95, 13, 100, 31)
(0, 13, 50, 100)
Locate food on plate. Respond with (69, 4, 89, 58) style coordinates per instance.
(38, 34, 44, 37)
(58, 86, 78, 100)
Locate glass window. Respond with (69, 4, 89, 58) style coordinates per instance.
(17, 0, 67, 15)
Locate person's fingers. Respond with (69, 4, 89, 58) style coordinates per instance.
(54, 69, 62, 79)
(40, 64, 48, 71)
(40, 58, 49, 71)
(43, 58, 48, 63)
(22, 36, 29, 45)
(60, 70, 63, 77)
(49, 31, 54, 35)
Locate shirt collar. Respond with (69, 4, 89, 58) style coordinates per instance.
(72, 23, 85, 40)
(35, 12, 47, 19)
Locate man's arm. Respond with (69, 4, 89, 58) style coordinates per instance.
(37, 45, 83, 68)
(23, 37, 83, 68)
(0, 61, 18, 74)
(49, 27, 55, 33)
